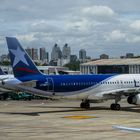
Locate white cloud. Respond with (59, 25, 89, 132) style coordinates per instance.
(1, 0, 140, 57)
(105, 30, 126, 41)
(130, 20, 140, 30)
(82, 6, 115, 17)
(17, 33, 36, 42)
(105, 29, 140, 44)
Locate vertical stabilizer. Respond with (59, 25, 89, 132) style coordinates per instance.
(6, 37, 41, 78)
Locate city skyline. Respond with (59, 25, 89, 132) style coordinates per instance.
(1, 44, 138, 63)
(0, 0, 140, 57)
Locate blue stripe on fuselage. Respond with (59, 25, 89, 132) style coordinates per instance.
(18, 74, 116, 93)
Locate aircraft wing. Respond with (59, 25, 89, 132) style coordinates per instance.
(0, 80, 57, 98)
(97, 87, 140, 98)
(14, 84, 55, 97)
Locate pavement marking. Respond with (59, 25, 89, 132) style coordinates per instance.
(63, 115, 98, 119)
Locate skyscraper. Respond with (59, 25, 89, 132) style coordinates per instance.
(40, 47, 49, 62)
(51, 43, 62, 60)
(32, 48, 38, 60)
(62, 43, 71, 59)
(79, 49, 86, 60)
(25, 47, 38, 60)
(70, 55, 77, 62)
(46, 52, 49, 62)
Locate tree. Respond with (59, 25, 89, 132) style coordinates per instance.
(1, 60, 11, 66)
(64, 61, 80, 71)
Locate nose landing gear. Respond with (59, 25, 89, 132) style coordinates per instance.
(80, 100, 90, 109)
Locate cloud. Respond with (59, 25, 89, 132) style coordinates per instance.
(66, 19, 91, 33)
(1, 0, 140, 58)
(126, 35, 140, 43)
(130, 20, 140, 30)
(28, 20, 64, 33)
(105, 30, 126, 41)
(82, 5, 115, 17)
(17, 33, 36, 42)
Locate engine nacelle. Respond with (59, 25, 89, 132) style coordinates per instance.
(127, 94, 140, 105)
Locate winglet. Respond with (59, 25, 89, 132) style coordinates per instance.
(6, 37, 41, 78)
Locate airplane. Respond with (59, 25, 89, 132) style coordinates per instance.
(0, 67, 13, 79)
(0, 67, 14, 93)
(1, 37, 140, 110)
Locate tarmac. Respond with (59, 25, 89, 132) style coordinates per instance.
(0, 99, 140, 140)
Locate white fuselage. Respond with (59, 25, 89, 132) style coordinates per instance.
(0, 74, 140, 101)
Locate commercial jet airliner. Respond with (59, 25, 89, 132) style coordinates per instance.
(0, 67, 14, 93)
(1, 37, 140, 110)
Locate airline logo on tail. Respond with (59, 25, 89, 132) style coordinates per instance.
(10, 46, 29, 67)
(6, 37, 41, 78)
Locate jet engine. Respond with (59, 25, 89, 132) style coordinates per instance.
(127, 94, 140, 105)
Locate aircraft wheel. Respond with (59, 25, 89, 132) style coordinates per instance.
(110, 103, 121, 110)
(110, 103, 115, 110)
(115, 104, 121, 111)
(80, 102, 85, 108)
(80, 101, 90, 109)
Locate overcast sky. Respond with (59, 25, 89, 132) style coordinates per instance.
(1, 0, 140, 58)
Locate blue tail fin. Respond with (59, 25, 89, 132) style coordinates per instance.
(6, 37, 41, 78)
(0, 68, 5, 75)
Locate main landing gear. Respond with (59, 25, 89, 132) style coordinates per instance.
(110, 103, 121, 110)
(80, 97, 122, 111)
(110, 96, 121, 111)
(80, 100, 90, 109)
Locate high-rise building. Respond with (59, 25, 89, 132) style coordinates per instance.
(46, 52, 49, 62)
(51, 43, 62, 60)
(25, 47, 38, 60)
(40, 47, 49, 61)
(62, 43, 71, 59)
(79, 49, 86, 60)
(70, 55, 77, 62)
(40, 47, 45, 60)
(25, 47, 32, 58)
(32, 48, 38, 60)
(26, 47, 49, 62)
